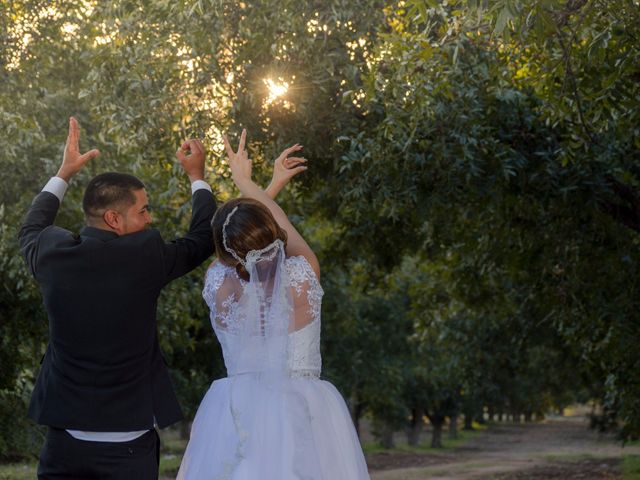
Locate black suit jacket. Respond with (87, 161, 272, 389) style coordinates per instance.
(18, 187, 216, 431)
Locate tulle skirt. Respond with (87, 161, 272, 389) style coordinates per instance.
(176, 374, 370, 479)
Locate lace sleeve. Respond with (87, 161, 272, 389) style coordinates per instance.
(202, 262, 245, 332)
(286, 256, 324, 331)
(202, 262, 226, 312)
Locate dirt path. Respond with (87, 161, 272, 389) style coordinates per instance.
(369, 416, 639, 480)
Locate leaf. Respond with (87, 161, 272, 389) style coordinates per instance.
(588, 29, 611, 60)
(493, 6, 511, 36)
(505, 0, 519, 18)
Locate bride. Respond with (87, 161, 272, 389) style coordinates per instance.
(177, 130, 370, 479)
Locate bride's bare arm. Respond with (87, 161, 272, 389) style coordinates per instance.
(223, 130, 320, 278)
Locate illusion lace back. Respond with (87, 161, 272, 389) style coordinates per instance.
(202, 255, 323, 378)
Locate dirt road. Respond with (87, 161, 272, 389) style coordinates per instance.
(369, 416, 639, 480)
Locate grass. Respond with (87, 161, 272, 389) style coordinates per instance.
(0, 462, 37, 480)
(623, 454, 640, 480)
(0, 455, 181, 480)
(543, 452, 608, 462)
(159, 453, 183, 476)
(621, 438, 640, 479)
(538, 451, 640, 480)
(158, 426, 187, 476)
(363, 422, 485, 455)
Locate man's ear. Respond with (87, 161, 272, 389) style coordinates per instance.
(103, 210, 120, 231)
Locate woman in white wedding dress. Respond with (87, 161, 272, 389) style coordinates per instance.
(177, 130, 370, 480)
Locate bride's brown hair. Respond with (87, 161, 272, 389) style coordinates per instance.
(211, 198, 288, 281)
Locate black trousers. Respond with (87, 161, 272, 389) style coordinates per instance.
(38, 428, 160, 480)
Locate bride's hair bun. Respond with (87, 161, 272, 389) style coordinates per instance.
(211, 198, 288, 281)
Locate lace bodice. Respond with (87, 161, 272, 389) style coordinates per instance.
(203, 256, 323, 378)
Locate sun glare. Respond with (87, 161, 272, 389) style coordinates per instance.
(264, 78, 289, 105)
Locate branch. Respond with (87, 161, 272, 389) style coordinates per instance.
(599, 202, 640, 232)
(599, 176, 640, 232)
(554, 0, 590, 28)
(553, 19, 595, 144)
(607, 175, 640, 209)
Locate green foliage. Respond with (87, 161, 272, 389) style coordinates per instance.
(332, 0, 640, 440)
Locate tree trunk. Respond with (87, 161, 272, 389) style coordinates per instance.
(463, 414, 474, 430)
(407, 408, 424, 446)
(475, 412, 487, 425)
(448, 414, 458, 440)
(354, 402, 365, 437)
(430, 415, 445, 448)
(498, 410, 504, 422)
(379, 425, 395, 449)
(487, 405, 495, 422)
(349, 395, 364, 437)
(524, 411, 533, 422)
(180, 419, 191, 440)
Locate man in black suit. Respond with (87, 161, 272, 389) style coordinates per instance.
(19, 117, 217, 479)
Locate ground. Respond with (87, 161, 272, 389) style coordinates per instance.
(368, 416, 640, 480)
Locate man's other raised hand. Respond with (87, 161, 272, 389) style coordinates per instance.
(176, 139, 206, 183)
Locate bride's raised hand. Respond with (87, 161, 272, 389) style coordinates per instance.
(265, 144, 308, 199)
(222, 129, 252, 186)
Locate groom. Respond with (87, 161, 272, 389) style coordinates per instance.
(19, 117, 216, 479)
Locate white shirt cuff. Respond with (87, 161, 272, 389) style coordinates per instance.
(42, 176, 69, 202)
(191, 180, 212, 194)
(66, 429, 150, 442)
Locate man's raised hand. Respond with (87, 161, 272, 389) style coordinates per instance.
(176, 139, 206, 183)
(56, 117, 100, 182)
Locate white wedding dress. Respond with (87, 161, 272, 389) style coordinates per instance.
(177, 254, 370, 479)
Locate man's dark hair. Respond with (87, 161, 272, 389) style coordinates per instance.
(83, 172, 145, 218)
